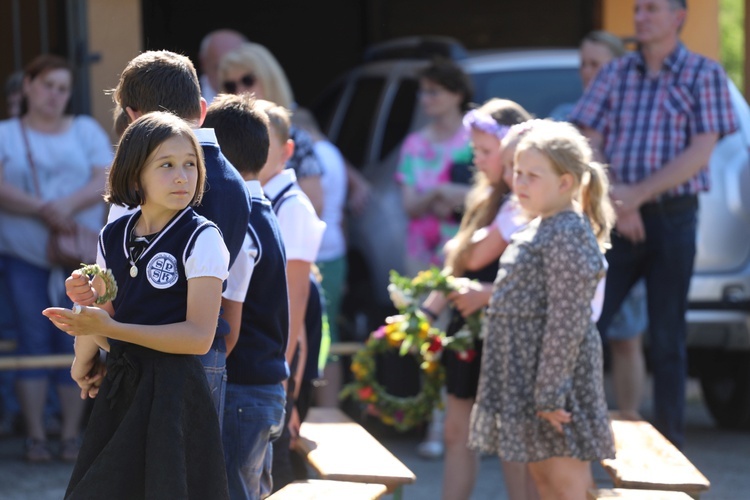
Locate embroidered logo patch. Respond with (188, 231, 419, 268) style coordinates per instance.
(146, 252, 179, 289)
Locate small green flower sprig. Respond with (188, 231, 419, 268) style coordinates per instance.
(78, 263, 118, 304)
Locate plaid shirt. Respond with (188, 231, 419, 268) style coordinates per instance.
(569, 43, 737, 197)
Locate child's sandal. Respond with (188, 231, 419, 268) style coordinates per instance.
(25, 438, 52, 463)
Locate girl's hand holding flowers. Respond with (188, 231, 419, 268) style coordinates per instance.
(448, 278, 492, 317)
(66, 270, 99, 307)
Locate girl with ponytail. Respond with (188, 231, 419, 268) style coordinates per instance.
(468, 119, 615, 499)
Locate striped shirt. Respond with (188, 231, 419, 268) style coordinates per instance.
(569, 43, 737, 197)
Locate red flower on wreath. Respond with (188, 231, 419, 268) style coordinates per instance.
(457, 349, 477, 363)
(427, 336, 443, 353)
(358, 386, 375, 401)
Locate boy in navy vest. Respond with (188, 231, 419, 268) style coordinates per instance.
(254, 100, 326, 492)
(99, 51, 252, 424)
(203, 94, 290, 499)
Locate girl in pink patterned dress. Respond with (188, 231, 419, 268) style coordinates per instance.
(396, 57, 474, 277)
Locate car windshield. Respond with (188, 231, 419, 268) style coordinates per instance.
(472, 67, 583, 119)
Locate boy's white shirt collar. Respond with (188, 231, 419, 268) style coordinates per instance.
(263, 168, 297, 199)
(193, 128, 218, 146)
(244, 179, 264, 198)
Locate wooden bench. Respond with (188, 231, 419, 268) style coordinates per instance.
(0, 354, 74, 370)
(597, 413, 710, 498)
(588, 488, 693, 499)
(294, 407, 416, 499)
(328, 341, 364, 357)
(267, 479, 387, 499)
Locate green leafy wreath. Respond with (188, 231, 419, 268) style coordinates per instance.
(78, 263, 118, 305)
(340, 267, 483, 431)
(340, 312, 445, 431)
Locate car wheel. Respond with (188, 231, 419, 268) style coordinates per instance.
(698, 351, 750, 430)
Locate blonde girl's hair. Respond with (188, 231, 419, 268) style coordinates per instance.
(515, 119, 615, 250)
(219, 42, 294, 109)
(254, 99, 292, 143)
(443, 99, 532, 277)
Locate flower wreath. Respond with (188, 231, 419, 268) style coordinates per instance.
(341, 267, 483, 431)
(71, 264, 118, 314)
(340, 313, 445, 431)
(388, 267, 484, 361)
(79, 264, 118, 304)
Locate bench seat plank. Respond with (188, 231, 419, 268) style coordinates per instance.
(328, 342, 365, 357)
(295, 407, 416, 493)
(0, 354, 74, 370)
(268, 479, 387, 499)
(589, 488, 694, 499)
(602, 416, 710, 494)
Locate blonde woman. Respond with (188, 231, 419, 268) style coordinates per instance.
(219, 42, 324, 215)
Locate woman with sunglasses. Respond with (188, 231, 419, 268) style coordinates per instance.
(218, 42, 325, 216)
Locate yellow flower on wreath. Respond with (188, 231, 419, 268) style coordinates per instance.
(350, 361, 368, 380)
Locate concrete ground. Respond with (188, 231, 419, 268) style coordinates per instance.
(1, 377, 749, 499)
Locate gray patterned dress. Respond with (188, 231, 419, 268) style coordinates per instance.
(468, 210, 615, 462)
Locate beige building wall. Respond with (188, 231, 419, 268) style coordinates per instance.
(88, 0, 142, 142)
(601, 0, 720, 61)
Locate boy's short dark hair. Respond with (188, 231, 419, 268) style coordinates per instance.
(113, 50, 202, 122)
(203, 93, 270, 175)
(418, 56, 474, 113)
(106, 111, 206, 209)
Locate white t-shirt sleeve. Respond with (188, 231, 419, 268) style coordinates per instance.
(107, 204, 136, 225)
(493, 198, 526, 241)
(96, 237, 106, 269)
(185, 225, 230, 281)
(590, 256, 608, 322)
(222, 232, 257, 302)
(277, 196, 327, 262)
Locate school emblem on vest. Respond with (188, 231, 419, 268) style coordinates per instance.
(146, 252, 179, 289)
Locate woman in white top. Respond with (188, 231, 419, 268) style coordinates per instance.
(0, 54, 113, 462)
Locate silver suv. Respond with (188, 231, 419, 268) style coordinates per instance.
(311, 36, 750, 429)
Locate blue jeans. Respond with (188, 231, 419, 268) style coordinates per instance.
(597, 200, 697, 449)
(0, 259, 20, 418)
(199, 344, 227, 431)
(223, 383, 286, 500)
(1, 255, 74, 383)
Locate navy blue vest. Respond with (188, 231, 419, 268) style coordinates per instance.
(226, 195, 290, 385)
(198, 144, 250, 343)
(198, 144, 250, 270)
(271, 184, 324, 382)
(100, 208, 219, 342)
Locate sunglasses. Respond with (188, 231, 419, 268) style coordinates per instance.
(222, 73, 256, 94)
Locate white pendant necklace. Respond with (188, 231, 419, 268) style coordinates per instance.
(126, 209, 187, 279)
(127, 224, 152, 279)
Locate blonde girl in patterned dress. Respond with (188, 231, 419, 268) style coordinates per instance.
(468, 119, 616, 499)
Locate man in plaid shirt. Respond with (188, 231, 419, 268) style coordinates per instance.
(569, 0, 737, 449)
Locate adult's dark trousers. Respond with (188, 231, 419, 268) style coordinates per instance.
(596, 196, 698, 449)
